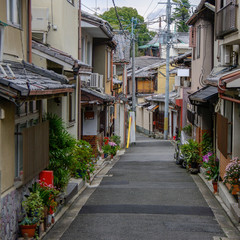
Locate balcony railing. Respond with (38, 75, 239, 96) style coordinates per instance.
(216, 3, 238, 39)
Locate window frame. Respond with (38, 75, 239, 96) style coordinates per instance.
(68, 91, 76, 124)
(0, 25, 4, 61)
(87, 41, 91, 65)
(107, 50, 111, 80)
(7, 0, 22, 28)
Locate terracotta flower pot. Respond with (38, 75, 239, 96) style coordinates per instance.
(232, 184, 240, 195)
(20, 224, 37, 238)
(212, 181, 218, 193)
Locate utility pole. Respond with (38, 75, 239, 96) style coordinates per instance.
(158, 1, 171, 140)
(163, 0, 171, 140)
(131, 17, 136, 113)
(130, 17, 136, 144)
(159, 16, 161, 58)
(78, 0, 82, 140)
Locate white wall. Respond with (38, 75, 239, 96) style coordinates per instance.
(82, 106, 98, 136)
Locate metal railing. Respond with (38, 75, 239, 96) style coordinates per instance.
(216, 3, 238, 39)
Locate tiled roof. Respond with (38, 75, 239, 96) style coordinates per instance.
(32, 40, 90, 69)
(81, 88, 114, 102)
(145, 90, 179, 103)
(81, 11, 113, 39)
(0, 60, 73, 100)
(189, 86, 218, 103)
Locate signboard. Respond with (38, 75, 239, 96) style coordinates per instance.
(84, 111, 94, 120)
(177, 69, 190, 77)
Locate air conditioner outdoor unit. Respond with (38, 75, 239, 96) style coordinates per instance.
(222, 45, 232, 65)
(90, 73, 99, 88)
(32, 8, 49, 32)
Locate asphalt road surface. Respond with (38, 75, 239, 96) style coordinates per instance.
(45, 133, 235, 240)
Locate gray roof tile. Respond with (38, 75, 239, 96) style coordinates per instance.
(0, 60, 73, 98)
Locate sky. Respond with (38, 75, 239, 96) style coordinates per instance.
(81, 0, 201, 31)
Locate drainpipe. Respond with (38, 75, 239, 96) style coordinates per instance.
(28, 0, 32, 63)
(220, 94, 240, 104)
(111, 50, 114, 94)
(78, 0, 82, 140)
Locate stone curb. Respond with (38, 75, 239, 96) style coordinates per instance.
(198, 172, 240, 235)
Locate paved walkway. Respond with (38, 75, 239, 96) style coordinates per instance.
(44, 133, 240, 240)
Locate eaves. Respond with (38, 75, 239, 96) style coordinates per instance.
(32, 49, 73, 70)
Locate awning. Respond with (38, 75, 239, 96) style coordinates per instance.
(147, 104, 159, 111)
(189, 86, 218, 105)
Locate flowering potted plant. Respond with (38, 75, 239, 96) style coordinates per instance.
(202, 152, 219, 181)
(223, 157, 240, 194)
(102, 141, 119, 158)
(202, 152, 219, 193)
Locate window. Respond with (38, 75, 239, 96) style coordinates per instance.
(87, 41, 91, 65)
(68, 92, 76, 123)
(196, 26, 201, 59)
(0, 26, 4, 61)
(7, 0, 22, 27)
(107, 50, 111, 80)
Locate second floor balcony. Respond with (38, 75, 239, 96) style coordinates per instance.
(216, 2, 238, 39)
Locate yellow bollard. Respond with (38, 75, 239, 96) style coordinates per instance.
(126, 116, 132, 148)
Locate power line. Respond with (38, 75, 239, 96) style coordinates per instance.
(143, 0, 155, 17)
(111, 0, 127, 36)
(82, 3, 100, 14)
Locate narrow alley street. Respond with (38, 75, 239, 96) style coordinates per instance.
(44, 134, 239, 240)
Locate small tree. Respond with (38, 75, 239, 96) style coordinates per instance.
(171, 0, 190, 32)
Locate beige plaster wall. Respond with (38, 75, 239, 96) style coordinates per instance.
(32, 53, 47, 68)
(157, 65, 175, 94)
(143, 108, 150, 132)
(136, 106, 143, 128)
(2, 0, 28, 61)
(191, 19, 213, 92)
(0, 99, 15, 193)
(32, 0, 78, 58)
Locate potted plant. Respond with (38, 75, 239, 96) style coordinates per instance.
(223, 157, 240, 195)
(19, 191, 44, 238)
(180, 139, 200, 173)
(29, 181, 59, 229)
(202, 152, 219, 193)
(19, 216, 39, 238)
(70, 140, 95, 180)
